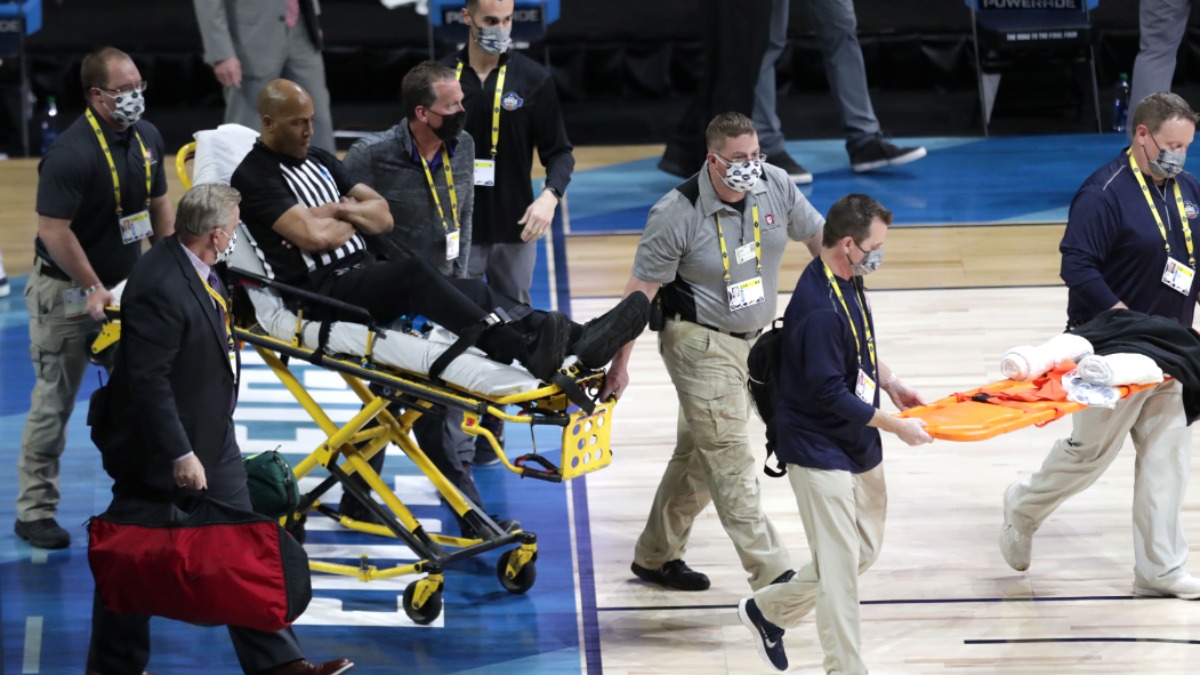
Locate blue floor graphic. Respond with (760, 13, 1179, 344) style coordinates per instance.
(567, 133, 1133, 233)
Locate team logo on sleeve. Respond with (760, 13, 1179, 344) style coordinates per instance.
(501, 92, 523, 111)
(1186, 201, 1198, 220)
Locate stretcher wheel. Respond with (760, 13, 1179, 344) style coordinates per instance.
(497, 549, 537, 594)
(403, 579, 443, 625)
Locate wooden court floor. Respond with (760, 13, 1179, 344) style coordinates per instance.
(6, 145, 1200, 673)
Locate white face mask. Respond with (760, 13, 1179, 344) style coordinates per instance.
(100, 88, 145, 127)
(469, 14, 512, 55)
(215, 228, 237, 264)
(716, 154, 762, 193)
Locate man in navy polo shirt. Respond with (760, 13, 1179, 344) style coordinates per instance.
(1001, 92, 1200, 600)
(736, 193, 931, 673)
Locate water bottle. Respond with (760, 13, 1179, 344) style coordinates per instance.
(39, 96, 60, 155)
(1113, 73, 1130, 134)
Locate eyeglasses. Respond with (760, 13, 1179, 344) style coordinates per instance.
(714, 151, 766, 165)
(98, 81, 148, 96)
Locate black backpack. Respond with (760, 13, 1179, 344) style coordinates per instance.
(747, 319, 786, 478)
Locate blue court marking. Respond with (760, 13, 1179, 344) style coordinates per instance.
(566, 133, 1132, 234)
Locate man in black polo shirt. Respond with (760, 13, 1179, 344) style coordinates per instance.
(16, 46, 175, 550)
(441, 0, 576, 465)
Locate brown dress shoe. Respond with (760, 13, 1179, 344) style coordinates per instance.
(263, 658, 354, 675)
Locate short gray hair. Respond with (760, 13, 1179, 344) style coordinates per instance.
(176, 184, 241, 238)
(1131, 92, 1199, 134)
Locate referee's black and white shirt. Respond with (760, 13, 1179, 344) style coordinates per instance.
(231, 140, 366, 286)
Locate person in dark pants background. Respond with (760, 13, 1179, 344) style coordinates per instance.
(657, 0, 773, 178)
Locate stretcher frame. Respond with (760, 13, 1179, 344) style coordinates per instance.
(87, 143, 620, 624)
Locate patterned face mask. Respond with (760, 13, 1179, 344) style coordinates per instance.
(715, 154, 763, 193)
(101, 89, 145, 127)
(850, 242, 884, 276)
(469, 14, 512, 55)
(1148, 133, 1187, 179)
(215, 228, 238, 264)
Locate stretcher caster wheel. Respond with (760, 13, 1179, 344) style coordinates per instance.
(497, 548, 537, 594)
(403, 578, 443, 625)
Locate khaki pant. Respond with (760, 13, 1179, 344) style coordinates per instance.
(755, 464, 886, 675)
(17, 265, 107, 522)
(633, 319, 792, 590)
(1008, 379, 1191, 587)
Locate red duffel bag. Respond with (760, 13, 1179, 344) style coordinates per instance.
(88, 496, 312, 633)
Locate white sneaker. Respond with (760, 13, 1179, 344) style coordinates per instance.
(1000, 482, 1032, 572)
(1134, 574, 1200, 600)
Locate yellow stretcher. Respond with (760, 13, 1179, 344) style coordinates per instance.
(86, 142, 619, 625)
(896, 369, 1159, 442)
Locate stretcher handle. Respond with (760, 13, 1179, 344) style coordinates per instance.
(512, 454, 564, 483)
(228, 268, 381, 332)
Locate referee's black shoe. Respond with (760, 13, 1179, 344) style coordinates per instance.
(573, 291, 650, 370)
(631, 559, 711, 591)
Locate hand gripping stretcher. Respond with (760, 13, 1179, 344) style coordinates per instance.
(90, 131, 617, 624)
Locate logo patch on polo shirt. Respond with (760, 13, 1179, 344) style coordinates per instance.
(502, 92, 523, 111)
(1186, 201, 1198, 220)
(143, 147, 158, 166)
(763, 213, 778, 229)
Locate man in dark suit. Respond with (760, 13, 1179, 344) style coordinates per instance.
(86, 184, 352, 675)
(192, 0, 335, 152)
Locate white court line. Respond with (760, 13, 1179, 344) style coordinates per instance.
(30, 550, 47, 564)
(23, 616, 43, 674)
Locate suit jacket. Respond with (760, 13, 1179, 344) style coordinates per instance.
(193, 0, 323, 77)
(91, 236, 242, 497)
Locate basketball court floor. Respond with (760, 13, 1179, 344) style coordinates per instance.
(3, 133, 1200, 673)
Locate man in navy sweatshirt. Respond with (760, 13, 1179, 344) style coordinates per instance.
(1001, 92, 1200, 600)
(736, 193, 932, 673)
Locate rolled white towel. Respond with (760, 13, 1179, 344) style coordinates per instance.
(1000, 333, 1094, 382)
(1077, 353, 1164, 387)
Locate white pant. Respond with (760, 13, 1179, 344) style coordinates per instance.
(754, 464, 886, 675)
(1008, 379, 1192, 587)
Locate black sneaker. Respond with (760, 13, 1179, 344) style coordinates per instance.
(14, 518, 70, 549)
(522, 311, 572, 382)
(738, 597, 787, 671)
(572, 292, 650, 370)
(766, 151, 813, 185)
(630, 559, 711, 591)
(850, 136, 927, 173)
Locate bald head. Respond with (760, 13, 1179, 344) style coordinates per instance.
(258, 79, 315, 160)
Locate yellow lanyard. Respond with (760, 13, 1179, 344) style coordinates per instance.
(419, 146, 459, 233)
(85, 108, 151, 217)
(198, 272, 235, 354)
(714, 203, 762, 283)
(1128, 150, 1195, 267)
(822, 261, 877, 373)
(456, 61, 507, 160)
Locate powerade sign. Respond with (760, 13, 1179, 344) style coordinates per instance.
(980, 0, 1080, 8)
(442, 6, 543, 25)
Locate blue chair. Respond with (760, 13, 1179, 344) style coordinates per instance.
(966, 0, 1102, 135)
(0, 0, 42, 156)
(426, 0, 558, 58)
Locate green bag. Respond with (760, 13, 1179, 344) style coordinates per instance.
(244, 450, 299, 519)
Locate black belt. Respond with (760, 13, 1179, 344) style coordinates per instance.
(671, 314, 762, 340)
(34, 256, 72, 282)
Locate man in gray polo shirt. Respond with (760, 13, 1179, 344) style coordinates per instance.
(601, 112, 824, 592)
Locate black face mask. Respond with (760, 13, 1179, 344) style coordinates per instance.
(431, 110, 467, 141)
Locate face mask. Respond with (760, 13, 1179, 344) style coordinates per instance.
(717, 156, 762, 193)
(472, 21, 513, 55)
(1148, 133, 1187, 179)
(100, 89, 145, 127)
(849, 242, 883, 276)
(215, 228, 237, 264)
(430, 109, 467, 141)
